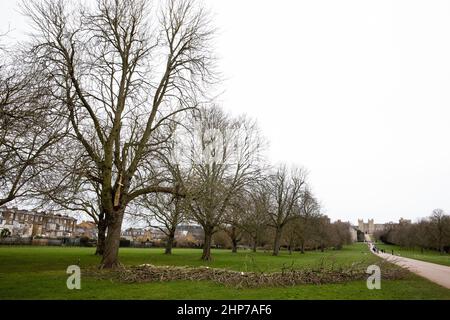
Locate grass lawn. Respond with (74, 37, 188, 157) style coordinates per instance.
(0, 243, 449, 300)
(0, 243, 380, 273)
(375, 243, 450, 267)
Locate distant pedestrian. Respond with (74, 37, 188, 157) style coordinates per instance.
(391, 249, 394, 255)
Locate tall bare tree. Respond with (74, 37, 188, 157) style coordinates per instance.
(265, 165, 308, 256)
(23, 0, 216, 267)
(186, 106, 263, 260)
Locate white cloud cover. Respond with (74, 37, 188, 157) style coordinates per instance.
(2, 0, 450, 224)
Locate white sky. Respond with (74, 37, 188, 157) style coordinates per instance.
(2, 0, 450, 225)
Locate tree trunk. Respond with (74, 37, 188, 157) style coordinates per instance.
(100, 209, 124, 268)
(231, 238, 238, 253)
(252, 238, 257, 252)
(228, 226, 239, 253)
(165, 231, 175, 255)
(300, 241, 305, 254)
(201, 230, 213, 261)
(95, 218, 107, 256)
(272, 227, 282, 256)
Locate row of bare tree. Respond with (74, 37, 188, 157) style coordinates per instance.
(133, 161, 353, 259)
(215, 208, 354, 255)
(0, 0, 350, 267)
(374, 209, 450, 253)
(129, 105, 351, 256)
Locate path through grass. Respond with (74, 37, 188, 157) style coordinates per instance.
(375, 243, 450, 267)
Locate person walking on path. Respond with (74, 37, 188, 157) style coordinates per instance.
(370, 246, 450, 289)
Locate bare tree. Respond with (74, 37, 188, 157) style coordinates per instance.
(186, 106, 263, 260)
(329, 220, 352, 250)
(280, 190, 320, 254)
(131, 117, 198, 254)
(141, 193, 185, 254)
(0, 45, 66, 206)
(23, 0, 216, 267)
(282, 217, 300, 254)
(297, 189, 320, 253)
(265, 164, 308, 256)
(31, 140, 108, 255)
(239, 187, 270, 252)
(430, 208, 449, 253)
(313, 215, 332, 252)
(222, 201, 245, 253)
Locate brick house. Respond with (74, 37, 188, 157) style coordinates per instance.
(0, 206, 77, 238)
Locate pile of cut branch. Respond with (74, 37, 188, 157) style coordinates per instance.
(88, 261, 407, 288)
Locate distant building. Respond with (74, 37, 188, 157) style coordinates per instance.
(0, 206, 76, 238)
(75, 221, 98, 239)
(149, 227, 166, 241)
(357, 219, 385, 234)
(349, 226, 358, 242)
(356, 218, 412, 235)
(175, 224, 204, 241)
(399, 218, 412, 224)
(120, 224, 204, 244)
(122, 228, 153, 242)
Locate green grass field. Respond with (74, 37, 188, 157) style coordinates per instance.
(375, 243, 450, 267)
(1, 243, 449, 300)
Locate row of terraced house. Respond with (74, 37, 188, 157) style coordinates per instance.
(0, 206, 205, 244)
(0, 206, 77, 238)
(121, 225, 204, 243)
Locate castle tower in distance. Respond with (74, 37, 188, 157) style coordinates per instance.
(357, 219, 384, 234)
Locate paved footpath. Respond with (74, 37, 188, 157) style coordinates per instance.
(368, 242, 450, 289)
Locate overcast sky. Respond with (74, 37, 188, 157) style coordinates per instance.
(2, 0, 450, 225)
